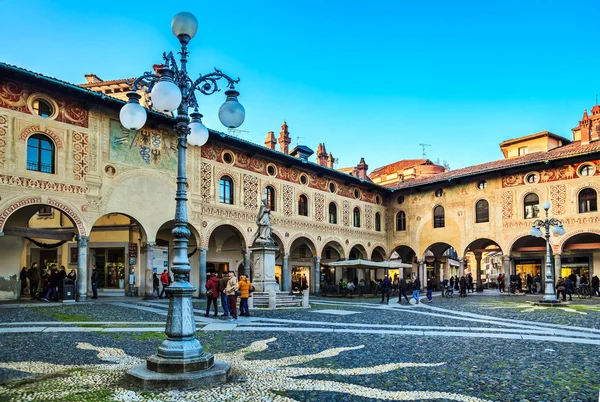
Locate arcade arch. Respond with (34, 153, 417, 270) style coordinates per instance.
(463, 238, 502, 291)
(289, 236, 317, 294)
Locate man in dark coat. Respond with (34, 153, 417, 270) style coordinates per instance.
(27, 263, 40, 299)
(460, 275, 467, 297)
(91, 265, 99, 299)
(592, 275, 600, 297)
(44, 266, 59, 301)
(380, 274, 391, 304)
(412, 276, 421, 304)
(426, 276, 435, 303)
(397, 277, 410, 304)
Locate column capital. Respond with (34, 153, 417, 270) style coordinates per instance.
(283, 252, 290, 259)
(244, 249, 252, 257)
(502, 255, 511, 262)
(144, 241, 156, 248)
(314, 256, 321, 263)
(200, 247, 208, 254)
(77, 235, 90, 247)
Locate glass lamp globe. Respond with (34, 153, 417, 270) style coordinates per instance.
(552, 225, 565, 236)
(530, 227, 542, 238)
(218, 88, 245, 128)
(542, 201, 551, 210)
(151, 80, 182, 113)
(188, 112, 209, 146)
(171, 12, 198, 41)
(119, 93, 147, 130)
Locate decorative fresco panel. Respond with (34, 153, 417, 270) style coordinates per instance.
(501, 191, 513, 220)
(0, 80, 88, 128)
(0, 114, 7, 168)
(283, 184, 293, 216)
(550, 184, 566, 215)
(314, 193, 325, 221)
(0, 174, 87, 194)
(109, 120, 177, 173)
(200, 162, 212, 202)
(243, 174, 259, 210)
(502, 161, 600, 188)
(365, 205, 373, 230)
(343, 200, 350, 226)
(72, 132, 88, 181)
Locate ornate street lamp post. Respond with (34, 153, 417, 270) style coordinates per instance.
(120, 11, 245, 387)
(529, 202, 565, 303)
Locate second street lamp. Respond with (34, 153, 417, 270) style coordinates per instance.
(529, 202, 565, 304)
(121, 11, 244, 387)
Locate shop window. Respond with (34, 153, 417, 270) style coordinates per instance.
(475, 199, 489, 223)
(396, 211, 406, 231)
(375, 212, 381, 232)
(298, 194, 308, 216)
(329, 202, 337, 224)
(219, 176, 234, 204)
(578, 188, 597, 213)
(353, 207, 361, 227)
(524, 193, 539, 219)
(27, 134, 55, 174)
(433, 206, 445, 228)
(264, 186, 275, 211)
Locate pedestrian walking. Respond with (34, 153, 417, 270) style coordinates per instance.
(460, 275, 467, 297)
(565, 276, 573, 301)
(225, 271, 238, 321)
(380, 274, 391, 304)
(412, 277, 421, 304)
(159, 269, 170, 298)
(441, 278, 448, 297)
(497, 273, 505, 293)
(238, 274, 252, 316)
(397, 277, 410, 304)
(44, 266, 59, 301)
(27, 262, 40, 299)
(449, 276, 455, 291)
(152, 272, 160, 297)
(426, 276, 434, 303)
(91, 265, 99, 299)
(454, 275, 459, 291)
(467, 273, 474, 293)
(556, 277, 566, 301)
(301, 274, 308, 292)
(204, 273, 219, 317)
(592, 275, 600, 297)
(219, 271, 230, 318)
(19, 266, 28, 296)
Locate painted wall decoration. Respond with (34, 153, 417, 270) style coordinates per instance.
(109, 120, 177, 173)
(283, 184, 293, 217)
(0, 174, 87, 195)
(0, 80, 88, 128)
(200, 141, 382, 204)
(0, 114, 6, 168)
(501, 191, 513, 220)
(200, 162, 212, 202)
(243, 174, 258, 210)
(550, 184, 566, 215)
(502, 161, 600, 188)
(72, 132, 89, 181)
(314, 193, 325, 221)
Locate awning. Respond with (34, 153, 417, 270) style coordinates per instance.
(325, 259, 412, 269)
(2, 227, 76, 241)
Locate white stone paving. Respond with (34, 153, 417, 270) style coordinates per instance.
(312, 309, 361, 316)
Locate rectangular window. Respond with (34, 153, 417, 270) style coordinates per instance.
(518, 146, 528, 156)
(524, 204, 539, 219)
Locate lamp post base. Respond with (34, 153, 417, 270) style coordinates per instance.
(533, 300, 562, 306)
(125, 360, 231, 389)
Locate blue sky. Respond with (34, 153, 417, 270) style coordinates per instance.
(1, 0, 598, 171)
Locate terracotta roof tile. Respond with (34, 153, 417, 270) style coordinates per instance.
(369, 159, 430, 178)
(389, 140, 600, 190)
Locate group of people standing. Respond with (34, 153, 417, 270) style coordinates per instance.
(204, 271, 253, 321)
(19, 263, 77, 301)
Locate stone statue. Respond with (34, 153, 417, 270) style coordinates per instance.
(254, 198, 275, 246)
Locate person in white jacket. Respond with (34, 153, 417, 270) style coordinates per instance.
(225, 271, 239, 321)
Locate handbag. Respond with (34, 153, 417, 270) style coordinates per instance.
(235, 290, 241, 297)
(250, 285, 255, 293)
(206, 289, 214, 298)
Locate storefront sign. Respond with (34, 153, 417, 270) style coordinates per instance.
(128, 243, 138, 258)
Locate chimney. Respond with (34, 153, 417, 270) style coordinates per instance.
(278, 121, 291, 154)
(356, 157, 368, 180)
(316, 143, 328, 166)
(84, 73, 103, 84)
(327, 152, 334, 168)
(265, 131, 276, 150)
(581, 110, 591, 145)
(591, 105, 600, 142)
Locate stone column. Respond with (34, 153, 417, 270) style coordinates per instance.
(503, 255, 511, 290)
(144, 242, 155, 300)
(418, 260, 425, 290)
(282, 253, 290, 292)
(554, 254, 561, 285)
(475, 253, 483, 291)
(199, 248, 208, 298)
(76, 235, 90, 302)
(314, 256, 321, 294)
(459, 257, 466, 277)
(244, 249, 251, 279)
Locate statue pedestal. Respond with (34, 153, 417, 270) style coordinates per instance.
(250, 244, 280, 293)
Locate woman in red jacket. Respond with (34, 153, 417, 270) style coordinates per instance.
(204, 273, 219, 317)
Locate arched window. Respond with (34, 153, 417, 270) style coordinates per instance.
(396, 211, 406, 231)
(26, 134, 54, 173)
(375, 212, 381, 232)
(524, 193, 539, 219)
(433, 206, 445, 228)
(353, 207, 361, 227)
(264, 186, 275, 211)
(578, 188, 598, 213)
(329, 202, 337, 224)
(298, 194, 308, 216)
(219, 176, 234, 204)
(475, 200, 489, 223)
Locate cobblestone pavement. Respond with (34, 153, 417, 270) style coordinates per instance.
(0, 293, 599, 401)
